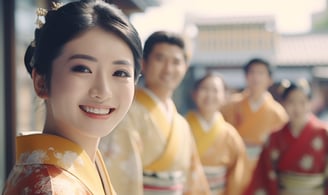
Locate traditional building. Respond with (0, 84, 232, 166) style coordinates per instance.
(176, 14, 328, 115)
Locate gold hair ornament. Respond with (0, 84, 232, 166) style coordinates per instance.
(35, 8, 47, 29)
(51, 2, 64, 10)
(35, 2, 63, 29)
(30, 2, 63, 68)
(277, 79, 291, 95)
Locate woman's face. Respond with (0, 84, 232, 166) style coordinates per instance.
(283, 89, 310, 123)
(193, 76, 225, 115)
(36, 27, 135, 139)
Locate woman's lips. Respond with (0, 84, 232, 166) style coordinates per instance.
(79, 105, 116, 118)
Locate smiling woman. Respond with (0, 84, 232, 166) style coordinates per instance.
(2, 0, 142, 195)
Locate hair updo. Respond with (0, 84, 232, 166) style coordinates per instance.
(279, 79, 312, 101)
(25, 0, 142, 87)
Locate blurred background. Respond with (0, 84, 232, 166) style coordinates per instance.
(1, 0, 328, 189)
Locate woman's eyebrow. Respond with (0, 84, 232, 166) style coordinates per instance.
(68, 54, 133, 66)
(68, 54, 98, 62)
(113, 59, 133, 66)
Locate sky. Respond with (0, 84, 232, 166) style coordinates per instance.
(130, 0, 326, 41)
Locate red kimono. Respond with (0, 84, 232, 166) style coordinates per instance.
(3, 134, 116, 195)
(244, 115, 328, 195)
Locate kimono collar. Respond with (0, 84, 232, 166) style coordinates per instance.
(16, 134, 107, 195)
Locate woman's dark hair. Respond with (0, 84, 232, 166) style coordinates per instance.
(280, 79, 312, 101)
(25, 0, 142, 87)
(193, 73, 226, 91)
(243, 58, 273, 77)
(143, 31, 189, 62)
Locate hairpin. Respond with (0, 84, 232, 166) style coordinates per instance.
(277, 79, 291, 95)
(35, 8, 47, 29)
(51, 2, 63, 10)
(35, 2, 63, 29)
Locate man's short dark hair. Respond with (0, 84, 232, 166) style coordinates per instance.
(243, 58, 272, 77)
(143, 31, 189, 62)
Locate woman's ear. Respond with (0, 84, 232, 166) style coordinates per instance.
(32, 69, 49, 99)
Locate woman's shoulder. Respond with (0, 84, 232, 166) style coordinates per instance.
(3, 164, 91, 195)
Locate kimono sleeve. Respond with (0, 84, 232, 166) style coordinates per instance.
(225, 124, 248, 195)
(183, 123, 211, 195)
(99, 106, 143, 195)
(3, 164, 92, 194)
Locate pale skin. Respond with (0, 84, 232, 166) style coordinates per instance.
(32, 27, 135, 161)
(142, 43, 188, 108)
(283, 89, 311, 136)
(192, 76, 225, 123)
(245, 63, 273, 102)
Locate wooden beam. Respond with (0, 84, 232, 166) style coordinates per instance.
(3, 0, 16, 177)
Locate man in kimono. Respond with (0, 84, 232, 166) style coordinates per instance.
(185, 73, 248, 195)
(100, 31, 211, 195)
(221, 58, 288, 188)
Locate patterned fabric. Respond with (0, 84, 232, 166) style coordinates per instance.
(185, 111, 247, 195)
(100, 88, 211, 195)
(3, 134, 116, 195)
(244, 115, 328, 195)
(143, 171, 185, 195)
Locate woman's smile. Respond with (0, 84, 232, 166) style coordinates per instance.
(79, 105, 116, 118)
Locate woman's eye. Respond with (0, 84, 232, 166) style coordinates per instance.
(113, 70, 131, 78)
(71, 65, 92, 73)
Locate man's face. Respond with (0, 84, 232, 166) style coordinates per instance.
(142, 43, 188, 97)
(245, 63, 272, 94)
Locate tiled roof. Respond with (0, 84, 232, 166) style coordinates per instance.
(276, 34, 328, 66)
(187, 14, 275, 26)
(187, 14, 328, 67)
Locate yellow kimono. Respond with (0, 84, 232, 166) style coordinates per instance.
(221, 91, 288, 188)
(3, 134, 115, 195)
(100, 88, 211, 195)
(185, 111, 247, 195)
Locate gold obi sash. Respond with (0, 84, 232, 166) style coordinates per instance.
(135, 89, 180, 172)
(279, 172, 325, 195)
(143, 170, 185, 195)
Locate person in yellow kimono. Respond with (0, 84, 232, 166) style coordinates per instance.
(100, 31, 211, 195)
(221, 58, 288, 190)
(185, 73, 247, 195)
(3, 1, 142, 194)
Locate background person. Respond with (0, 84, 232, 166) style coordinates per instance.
(221, 58, 288, 188)
(244, 79, 328, 195)
(100, 30, 211, 195)
(185, 73, 247, 195)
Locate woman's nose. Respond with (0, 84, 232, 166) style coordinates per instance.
(89, 73, 112, 101)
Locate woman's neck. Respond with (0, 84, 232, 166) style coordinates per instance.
(198, 110, 216, 124)
(248, 91, 266, 103)
(289, 115, 310, 137)
(145, 86, 172, 103)
(43, 126, 99, 162)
